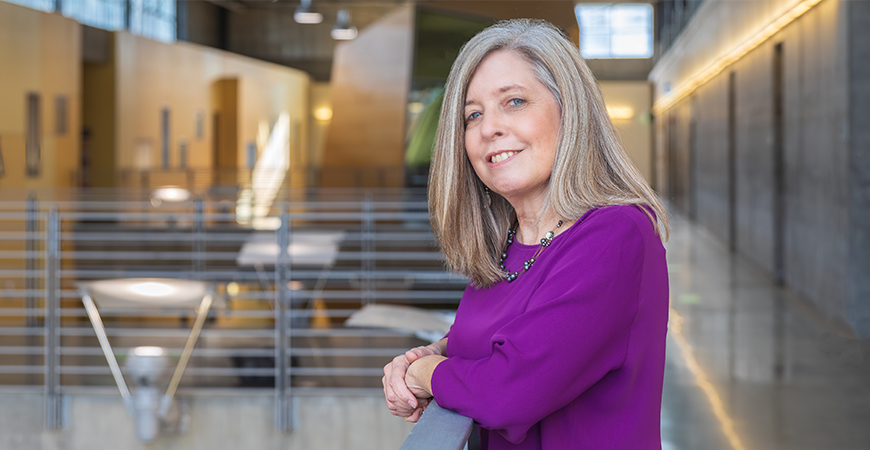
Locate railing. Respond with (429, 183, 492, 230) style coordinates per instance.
(110, 167, 409, 190)
(0, 188, 468, 431)
(400, 401, 474, 450)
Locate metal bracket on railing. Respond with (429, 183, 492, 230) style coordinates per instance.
(81, 294, 134, 413)
(399, 401, 474, 450)
(158, 293, 213, 417)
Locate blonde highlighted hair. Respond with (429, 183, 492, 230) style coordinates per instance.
(428, 19, 668, 287)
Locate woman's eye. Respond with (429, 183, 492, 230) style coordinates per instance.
(467, 111, 481, 121)
(509, 98, 525, 106)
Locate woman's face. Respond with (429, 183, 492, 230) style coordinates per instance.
(463, 50, 561, 206)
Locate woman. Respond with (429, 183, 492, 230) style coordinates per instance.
(383, 19, 669, 449)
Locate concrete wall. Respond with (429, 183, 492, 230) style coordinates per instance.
(779, 0, 851, 325)
(649, 0, 808, 104)
(0, 2, 81, 188)
(651, 0, 869, 336)
(0, 393, 414, 450)
(847, 0, 870, 335)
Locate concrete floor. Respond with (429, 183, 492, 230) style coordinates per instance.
(660, 210, 870, 450)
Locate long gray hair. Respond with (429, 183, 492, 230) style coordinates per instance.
(428, 19, 668, 287)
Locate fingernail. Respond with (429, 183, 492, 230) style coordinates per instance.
(407, 399, 415, 408)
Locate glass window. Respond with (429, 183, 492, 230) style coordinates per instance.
(575, 3, 653, 59)
(3, 0, 54, 13)
(9, 0, 176, 43)
(62, 0, 126, 31)
(129, 0, 176, 43)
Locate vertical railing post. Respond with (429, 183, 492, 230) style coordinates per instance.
(194, 198, 204, 278)
(26, 196, 38, 384)
(275, 205, 292, 431)
(362, 193, 374, 306)
(44, 206, 61, 429)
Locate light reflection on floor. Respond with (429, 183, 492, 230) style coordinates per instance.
(660, 211, 870, 450)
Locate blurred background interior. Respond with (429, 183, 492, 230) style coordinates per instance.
(0, 0, 868, 448)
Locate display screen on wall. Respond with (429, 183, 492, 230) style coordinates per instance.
(26, 93, 41, 177)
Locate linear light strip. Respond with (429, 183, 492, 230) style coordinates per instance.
(669, 307, 748, 450)
(653, 0, 824, 114)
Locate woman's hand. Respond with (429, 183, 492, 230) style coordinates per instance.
(383, 341, 446, 422)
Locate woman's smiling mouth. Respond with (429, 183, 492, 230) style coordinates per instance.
(490, 151, 519, 164)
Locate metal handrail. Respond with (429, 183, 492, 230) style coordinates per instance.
(400, 401, 474, 450)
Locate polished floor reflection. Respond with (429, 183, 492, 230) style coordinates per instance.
(660, 211, 870, 450)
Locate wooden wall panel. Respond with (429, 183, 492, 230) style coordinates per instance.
(322, 5, 415, 187)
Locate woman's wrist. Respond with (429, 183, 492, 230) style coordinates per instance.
(406, 355, 447, 397)
(426, 338, 448, 357)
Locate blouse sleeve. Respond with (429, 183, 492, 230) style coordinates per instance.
(430, 208, 650, 444)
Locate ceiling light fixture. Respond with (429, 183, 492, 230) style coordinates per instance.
(331, 9, 358, 40)
(294, 0, 323, 24)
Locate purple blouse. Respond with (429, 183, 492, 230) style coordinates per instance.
(431, 205, 669, 449)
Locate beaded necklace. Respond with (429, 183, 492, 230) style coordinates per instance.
(499, 220, 564, 282)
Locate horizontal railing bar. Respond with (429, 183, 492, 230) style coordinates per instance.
(0, 251, 42, 259)
(51, 308, 275, 319)
(51, 289, 462, 300)
(0, 325, 432, 338)
(0, 232, 42, 240)
(46, 308, 353, 319)
(0, 212, 37, 220)
(57, 211, 431, 221)
(290, 368, 386, 376)
(56, 269, 466, 281)
(288, 328, 412, 337)
(53, 327, 417, 338)
(0, 328, 45, 336)
(0, 366, 44, 374)
(58, 347, 273, 357)
(55, 347, 406, 357)
(0, 308, 46, 316)
(57, 231, 435, 243)
(0, 270, 43, 277)
(0, 385, 387, 397)
(55, 366, 385, 377)
(60, 251, 240, 261)
(0, 346, 45, 355)
(60, 232, 252, 243)
(58, 250, 443, 261)
(0, 290, 47, 298)
(58, 328, 276, 338)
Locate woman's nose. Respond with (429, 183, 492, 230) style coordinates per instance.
(479, 111, 505, 140)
